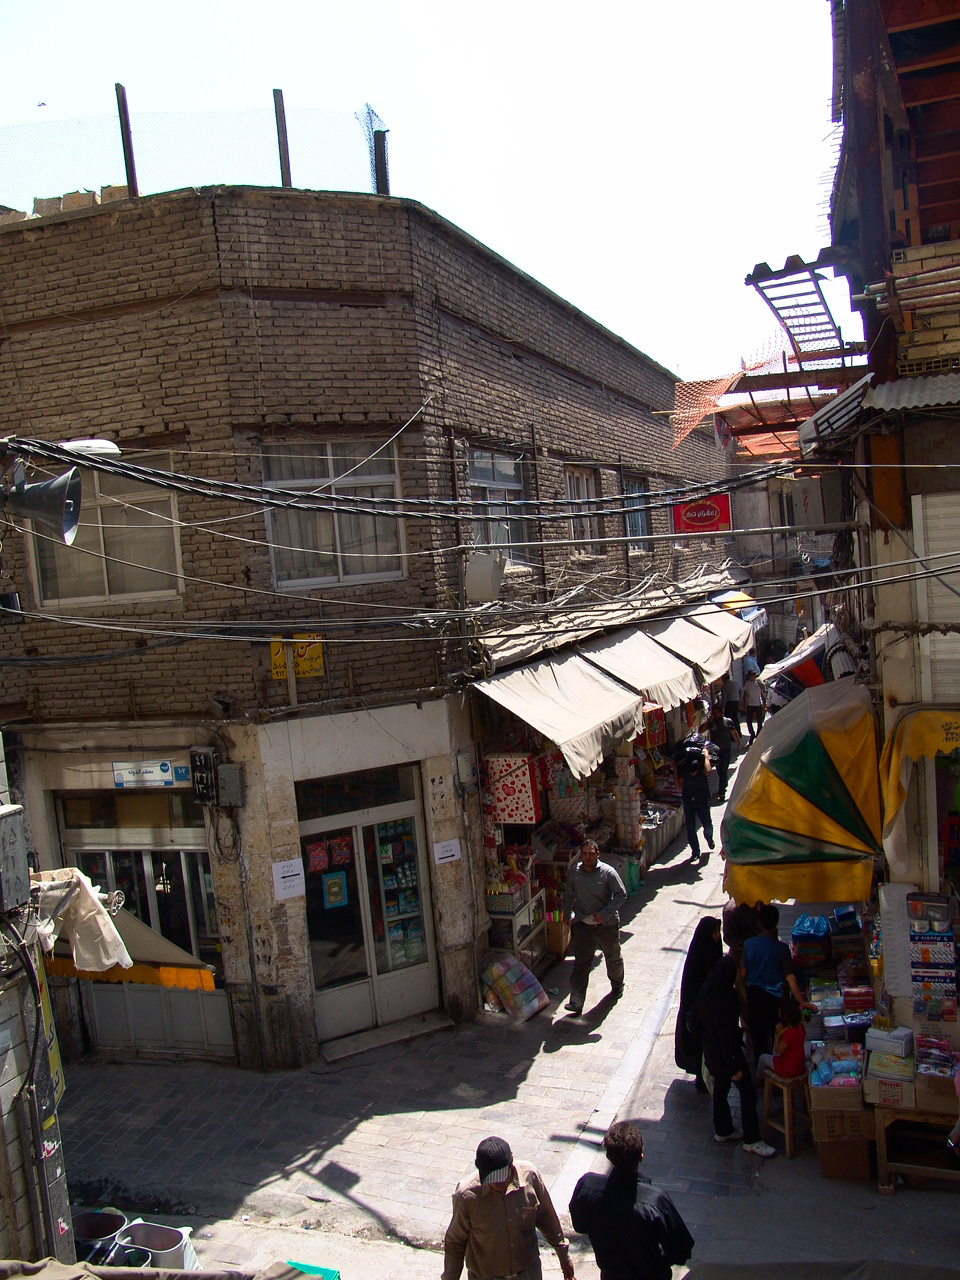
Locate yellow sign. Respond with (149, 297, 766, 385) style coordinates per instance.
(37, 957, 64, 1106)
(271, 634, 325, 680)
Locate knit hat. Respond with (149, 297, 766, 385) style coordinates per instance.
(475, 1136, 513, 1185)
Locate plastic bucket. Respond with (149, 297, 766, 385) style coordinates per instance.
(117, 1222, 190, 1268)
(115, 1246, 152, 1267)
(73, 1211, 128, 1246)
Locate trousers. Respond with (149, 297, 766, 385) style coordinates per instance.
(569, 920, 623, 1007)
(683, 796, 713, 857)
(712, 1068, 761, 1144)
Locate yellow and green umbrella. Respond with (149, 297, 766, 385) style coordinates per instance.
(721, 679, 881, 904)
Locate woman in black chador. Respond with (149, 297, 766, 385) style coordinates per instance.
(674, 916, 722, 1092)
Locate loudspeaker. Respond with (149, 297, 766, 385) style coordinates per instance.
(4, 467, 82, 545)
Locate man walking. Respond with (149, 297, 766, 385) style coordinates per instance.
(443, 1136, 575, 1280)
(720, 671, 741, 735)
(569, 1120, 694, 1280)
(563, 840, 626, 1015)
(708, 702, 740, 803)
(680, 743, 714, 863)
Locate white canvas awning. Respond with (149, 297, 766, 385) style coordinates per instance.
(578, 627, 700, 712)
(473, 650, 644, 778)
(683, 602, 754, 661)
(642, 615, 731, 684)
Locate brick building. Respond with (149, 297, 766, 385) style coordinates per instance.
(0, 185, 729, 1067)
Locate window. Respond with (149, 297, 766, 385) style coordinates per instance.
(625, 477, 652, 552)
(263, 440, 403, 586)
(469, 450, 529, 562)
(75, 847, 221, 978)
(33, 453, 180, 605)
(565, 467, 602, 551)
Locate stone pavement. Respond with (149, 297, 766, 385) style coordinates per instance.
(59, 773, 960, 1277)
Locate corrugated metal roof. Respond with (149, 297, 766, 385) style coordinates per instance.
(864, 373, 960, 412)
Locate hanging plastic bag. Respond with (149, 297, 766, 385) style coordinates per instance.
(480, 951, 549, 1023)
(791, 913, 830, 938)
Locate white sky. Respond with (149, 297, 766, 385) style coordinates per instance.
(0, 0, 860, 381)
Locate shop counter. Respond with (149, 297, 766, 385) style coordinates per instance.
(874, 1105, 960, 1193)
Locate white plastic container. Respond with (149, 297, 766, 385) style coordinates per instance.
(118, 1220, 199, 1269)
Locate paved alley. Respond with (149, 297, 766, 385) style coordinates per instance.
(59, 786, 960, 1277)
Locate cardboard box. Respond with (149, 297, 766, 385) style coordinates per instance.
(809, 1081, 863, 1111)
(863, 1075, 917, 1109)
(812, 1108, 876, 1142)
(817, 1139, 873, 1181)
(865, 1026, 914, 1057)
(914, 1073, 959, 1115)
(546, 920, 570, 957)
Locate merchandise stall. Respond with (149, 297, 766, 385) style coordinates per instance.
(476, 697, 707, 965)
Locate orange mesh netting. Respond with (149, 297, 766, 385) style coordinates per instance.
(671, 332, 791, 449)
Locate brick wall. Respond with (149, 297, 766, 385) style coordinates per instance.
(0, 186, 729, 725)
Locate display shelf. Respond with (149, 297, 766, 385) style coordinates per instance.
(875, 1107, 960, 1194)
(488, 889, 547, 969)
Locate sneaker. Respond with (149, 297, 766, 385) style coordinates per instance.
(714, 1130, 742, 1143)
(565, 1000, 583, 1015)
(610, 984, 624, 1000)
(742, 1140, 776, 1158)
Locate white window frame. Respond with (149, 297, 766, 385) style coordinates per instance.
(565, 467, 602, 552)
(625, 476, 653, 553)
(30, 452, 182, 608)
(468, 449, 530, 564)
(263, 439, 405, 588)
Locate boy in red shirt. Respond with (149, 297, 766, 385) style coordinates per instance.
(755, 997, 806, 1083)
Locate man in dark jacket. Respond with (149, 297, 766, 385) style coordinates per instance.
(696, 954, 775, 1158)
(679, 743, 713, 863)
(569, 1120, 693, 1280)
(708, 702, 740, 803)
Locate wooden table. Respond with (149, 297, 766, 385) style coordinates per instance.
(875, 1106, 960, 1193)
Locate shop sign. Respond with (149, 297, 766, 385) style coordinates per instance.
(672, 493, 732, 534)
(113, 760, 174, 788)
(271, 634, 325, 679)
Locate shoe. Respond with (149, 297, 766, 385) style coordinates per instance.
(694, 1077, 709, 1094)
(610, 985, 624, 1000)
(565, 1000, 583, 1015)
(714, 1130, 742, 1143)
(706, 833, 715, 850)
(743, 1140, 776, 1158)
(717, 793, 725, 803)
(948, 1137, 960, 1161)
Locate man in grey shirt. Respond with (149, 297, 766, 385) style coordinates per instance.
(562, 840, 626, 1015)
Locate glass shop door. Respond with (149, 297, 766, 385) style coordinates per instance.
(299, 802, 438, 1043)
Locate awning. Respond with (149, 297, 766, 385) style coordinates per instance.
(641, 615, 731, 684)
(880, 706, 960, 878)
(473, 650, 644, 778)
(682, 603, 754, 661)
(712, 590, 755, 611)
(45, 906, 216, 991)
(578, 627, 700, 712)
(473, 569, 749, 672)
(759, 622, 851, 686)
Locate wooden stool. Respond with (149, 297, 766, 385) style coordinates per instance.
(761, 1071, 812, 1158)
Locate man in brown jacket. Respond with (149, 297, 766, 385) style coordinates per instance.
(442, 1136, 576, 1280)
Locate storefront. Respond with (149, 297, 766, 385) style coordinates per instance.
(295, 763, 439, 1042)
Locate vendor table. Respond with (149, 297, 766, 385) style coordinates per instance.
(875, 1106, 960, 1193)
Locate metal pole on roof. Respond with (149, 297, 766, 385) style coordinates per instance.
(273, 89, 292, 188)
(114, 84, 139, 199)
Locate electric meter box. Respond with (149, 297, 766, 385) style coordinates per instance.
(0, 805, 30, 912)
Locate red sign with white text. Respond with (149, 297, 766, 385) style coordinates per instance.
(672, 493, 731, 534)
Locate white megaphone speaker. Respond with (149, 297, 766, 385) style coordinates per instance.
(4, 467, 82, 545)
